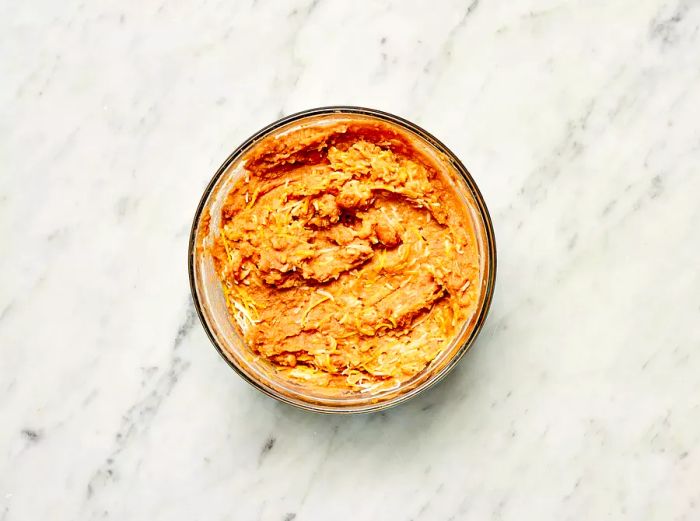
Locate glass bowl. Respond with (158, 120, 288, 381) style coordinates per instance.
(188, 106, 496, 413)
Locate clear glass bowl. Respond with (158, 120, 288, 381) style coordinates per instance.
(188, 107, 496, 413)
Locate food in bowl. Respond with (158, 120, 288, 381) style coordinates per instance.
(190, 108, 495, 412)
(211, 117, 480, 390)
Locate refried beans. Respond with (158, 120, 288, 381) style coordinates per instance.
(210, 119, 480, 392)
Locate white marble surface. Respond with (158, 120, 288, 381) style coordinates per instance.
(2, 0, 700, 519)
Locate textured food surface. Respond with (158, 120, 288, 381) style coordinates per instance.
(211, 119, 480, 391)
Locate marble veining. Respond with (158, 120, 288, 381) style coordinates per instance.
(2, 0, 700, 519)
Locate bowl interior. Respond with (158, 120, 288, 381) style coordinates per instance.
(189, 108, 496, 413)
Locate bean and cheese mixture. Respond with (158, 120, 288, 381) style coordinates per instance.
(210, 120, 480, 392)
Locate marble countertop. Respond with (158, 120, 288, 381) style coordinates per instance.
(2, 0, 700, 519)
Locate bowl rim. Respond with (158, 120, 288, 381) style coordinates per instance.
(188, 105, 497, 414)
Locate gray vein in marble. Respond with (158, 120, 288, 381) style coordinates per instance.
(275, 0, 323, 117)
(516, 99, 596, 208)
(484, 175, 673, 338)
(291, 0, 320, 18)
(259, 435, 276, 463)
(438, 0, 480, 59)
(446, 496, 471, 521)
(297, 425, 339, 513)
(415, 0, 480, 104)
(374, 39, 392, 80)
(649, 174, 663, 199)
(20, 429, 42, 443)
(649, 0, 695, 47)
(84, 300, 195, 500)
(413, 482, 445, 520)
(0, 301, 14, 322)
(81, 388, 99, 407)
(0, 273, 46, 325)
(173, 301, 197, 349)
(563, 477, 582, 502)
(519, 4, 567, 21)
